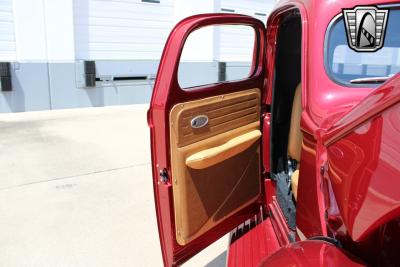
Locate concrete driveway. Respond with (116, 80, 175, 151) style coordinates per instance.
(0, 105, 228, 267)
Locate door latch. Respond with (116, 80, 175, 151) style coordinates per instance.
(159, 168, 169, 184)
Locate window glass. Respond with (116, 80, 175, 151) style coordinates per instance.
(326, 8, 400, 86)
(178, 25, 255, 89)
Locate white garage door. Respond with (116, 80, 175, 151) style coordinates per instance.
(218, 0, 275, 62)
(0, 0, 17, 61)
(74, 0, 174, 60)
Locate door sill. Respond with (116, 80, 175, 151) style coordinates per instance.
(227, 216, 280, 267)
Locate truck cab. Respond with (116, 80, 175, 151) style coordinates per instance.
(148, 0, 400, 266)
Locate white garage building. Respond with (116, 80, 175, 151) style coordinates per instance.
(0, 0, 275, 112)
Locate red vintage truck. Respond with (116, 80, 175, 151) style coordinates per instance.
(147, 0, 400, 266)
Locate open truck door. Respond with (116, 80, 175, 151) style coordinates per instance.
(147, 14, 267, 266)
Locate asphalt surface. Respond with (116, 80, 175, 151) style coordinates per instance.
(0, 105, 228, 267)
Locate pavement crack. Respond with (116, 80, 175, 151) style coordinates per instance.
(0, 162, 151, 191)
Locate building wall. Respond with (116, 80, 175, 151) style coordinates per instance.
(0, 0, 275, 113)
(74, 0, 174, 60)
(0, 0, 17, 61)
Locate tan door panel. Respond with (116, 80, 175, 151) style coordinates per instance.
(186, 129, 261, 169)
(169, 88, 262, 245)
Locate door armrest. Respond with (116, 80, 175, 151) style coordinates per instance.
(185, 130, 261, 169)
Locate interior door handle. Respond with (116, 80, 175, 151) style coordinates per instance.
(185, 130, 261, 169)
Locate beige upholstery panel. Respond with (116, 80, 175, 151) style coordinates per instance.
(288, 83, 303, 161)
(291, 169, 299, 201)
(173, 90, 260, 147)
(170, 89, 262, 245)
(185, 130, 261, 169)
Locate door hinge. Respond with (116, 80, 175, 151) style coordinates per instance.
(159, 168, 169, 184)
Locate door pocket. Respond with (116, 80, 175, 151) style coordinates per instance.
(186, 129, 261, 169)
